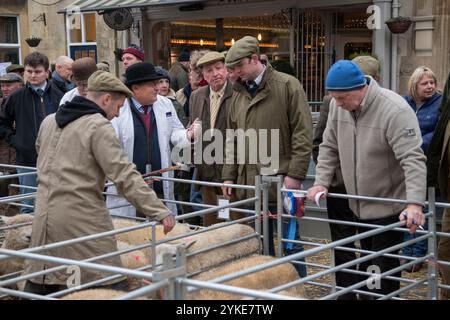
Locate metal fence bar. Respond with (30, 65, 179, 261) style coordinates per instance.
(0, 221, 159, 262)
(427, 187, 439, 299)
(114, 279, 169, 300)
(277, 175, 283, 258)
(0, 171, 37, 180)
(0, 287, 57, 300)
(0, 164, 36, 170)
(0, 248, 155, 281)
(378, 278, 429, 300)
(0, 193, 36, 204)
(197, 219, 416, 287)
(180, 278, 303, 300)
(319, 254, 431, 300)
(266, 233, 430, 294)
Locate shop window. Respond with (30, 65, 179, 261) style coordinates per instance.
(66, 13, 97, 61)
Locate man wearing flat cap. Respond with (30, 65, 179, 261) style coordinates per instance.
(106, 62, 200, 218)
(169, 50, 190, 92)
(188, 51, 236, 226)
(0, 72, 23, 182)
(6, 64, 25, 78)
(307, 59, 426, 297)
(59, 57, 98, 105)
(24, 70, 175, 295)
(222, 36, 313, 277)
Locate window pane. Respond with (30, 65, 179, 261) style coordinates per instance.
(70, 27, 82, 43)
(0, 16, 18, 44)
(0, 47, 19, 64)
(84, 13, 96, 42)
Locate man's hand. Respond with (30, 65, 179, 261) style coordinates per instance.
(187, 118, 202, 142)
(222, 180, 234, 200)
(306, 185, 328, 203)
(161, 215, 176, 234)
(399, 204, 425, 234)
(284, 176, 302, 190)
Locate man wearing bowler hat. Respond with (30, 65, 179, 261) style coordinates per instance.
(106, 62, 200, 217)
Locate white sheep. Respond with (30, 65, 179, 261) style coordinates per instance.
(189, 254, 306, 300)
(61, 288, 129, 300)
(155, 223, 261, 275)
(0, 214, 33, 277)
(112, 218, 192, 254)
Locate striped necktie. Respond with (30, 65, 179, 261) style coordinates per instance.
(210, 91, 221, 129)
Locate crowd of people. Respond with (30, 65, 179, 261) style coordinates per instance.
(0, 35, 449, 299)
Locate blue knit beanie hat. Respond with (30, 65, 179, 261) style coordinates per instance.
(325, 60, 367, 91)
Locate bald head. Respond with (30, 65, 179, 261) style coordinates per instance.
(55, 55, 74, 81)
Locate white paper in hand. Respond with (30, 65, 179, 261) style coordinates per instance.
(218, 198, 230, 220)
(315, 191, 325, 207)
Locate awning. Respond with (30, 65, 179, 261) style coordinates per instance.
(58, 0, 206, 13)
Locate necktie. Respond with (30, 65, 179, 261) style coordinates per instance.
(140, 105, 151, 135)
(36, 88, 46, 116)
(246, 80, 258, 97)
(210, 92, 221, 129)
(36, 88, 44, 97)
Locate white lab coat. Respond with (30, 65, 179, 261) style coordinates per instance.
(106, 95, 191, 217)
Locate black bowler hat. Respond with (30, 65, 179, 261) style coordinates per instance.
(124, 62, 164, 86)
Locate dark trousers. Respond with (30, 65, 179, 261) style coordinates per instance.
(327, 192, 403, 298)
(357, 215, 403, 297)
(326, 195, 359, 300)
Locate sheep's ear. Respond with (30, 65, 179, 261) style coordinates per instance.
(183, 239, 196, 250)
(0, 215, 12, 225)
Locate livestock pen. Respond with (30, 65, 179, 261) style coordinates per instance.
(0, 164, 449, 300)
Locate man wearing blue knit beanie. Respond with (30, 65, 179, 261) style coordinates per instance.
(307, 59, 427, 298)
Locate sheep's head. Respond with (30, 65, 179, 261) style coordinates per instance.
(0, 214, 34, 250)
(154, 239, 196, 266)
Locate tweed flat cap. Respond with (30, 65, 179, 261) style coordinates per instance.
(197, 51, 225, 68)
(0, 72, 23, 83)
(6, 64, 24, 73)
(225, 36, 259, 68)
(88, 70, 132, 97)
(351, 55, 380, 79)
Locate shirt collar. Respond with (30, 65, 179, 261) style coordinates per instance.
(253, 65, 266, 86)
(30, 81, 47, 93)
(131, 97, 153, 113)
(209, 82, 227, 99)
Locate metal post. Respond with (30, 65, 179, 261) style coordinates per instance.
(162, 252, 175, 300)
(151, 224, 157, 269)
(174, 246, 187, 300)
(427, 187, 438, 299)
(261, 178, 270, 256)
(254, 175, 261, 246)
(277, 175, 284, 258)
(330, 248, 337, 295)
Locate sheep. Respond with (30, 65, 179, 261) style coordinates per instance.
(188, 254, 306, 300)
(0, 214, 33, 277)
(112, 218, 192, 252)
(155, 223, 261, 275)
(61, 288, 129, 300)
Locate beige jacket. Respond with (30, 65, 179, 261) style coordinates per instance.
(25, 113, 170, 286)
(315, 77, 426, 220)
